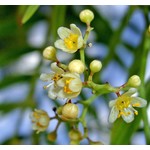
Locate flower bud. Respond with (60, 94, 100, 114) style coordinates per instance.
(47, 131, 57, 142)
(79, 9, 94, 25)
(89, 141, 104, 145)
(30, 109, 50, 134)
(57, 106, 63, 115)
(43, 46, 57, 61)
(62, 103, 79, 120)
(90, 60, 102, 73)
(68, 59, 85, 74)
(127, 75, 141, 88)
(70, 140, 80, 145)
(69, 129, 82, 141)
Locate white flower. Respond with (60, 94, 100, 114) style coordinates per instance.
(54, 24, 84, 53)
(30, 109, 50, 134)
(57, 73, 83, 99)
(40, 62, 64, 99)
(109, 88, 147, 123)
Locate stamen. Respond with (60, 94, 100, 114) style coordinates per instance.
(43, 82, 54, 89)
(64, 34, 78, 50)
(132, 103, 141, 107)
(64, 78, 73, 94)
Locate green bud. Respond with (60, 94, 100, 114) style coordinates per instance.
(62, 103, 79, 120)
(43, 46, 57, 61)
(89, 141, 104, 145)
(79, 9, 94, 25)
(90, 60, 102, 73)
(57, 106, 63, 115)
(68, 59, 85, 74)
(47, 131, 57, 142)
(69, 129, 82, 141)
(127, 75, 141, 88)
(70, 140, 80, 145)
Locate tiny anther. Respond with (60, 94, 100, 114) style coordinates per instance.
(52, 107, 57, 112)
(116, 92, 121, 97)
(68, 99, 72, 103)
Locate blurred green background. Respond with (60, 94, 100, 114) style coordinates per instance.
(0, 5, 150, 145)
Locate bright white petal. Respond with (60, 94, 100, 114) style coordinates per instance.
(40, 73, 53, 81)
(108, 106, 119, 123)
(58, 27, 72, 40)
(69, 78, 82, 92)
(131, 97, 147, 107)
(123, 88, 137, 97)
(122, 108, 134, 123)
(109, 100, 116, 107)
(70, 24, 82, 36)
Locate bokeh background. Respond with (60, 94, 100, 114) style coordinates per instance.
(0, 5, 150, 145)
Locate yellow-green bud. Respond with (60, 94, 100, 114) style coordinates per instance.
(70, 140, 80, 145)
(89, 141, 104, 145)
(47, 131, 57, 142)
(43, 46, 57, 61)
(127, 75, 141, 88)
(68, 59, 85, 74)
(62, 103, 79, 120)
(69, 129, 82, 141)
(79, 9, 94, 25)
(90, 60, 102, 73)
(57, 106, 63, 115)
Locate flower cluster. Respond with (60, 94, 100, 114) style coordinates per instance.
(30, 9, 147, 145)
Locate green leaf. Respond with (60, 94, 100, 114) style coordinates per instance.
(22, 5, 40, 24)
(110, 112, 142, 144)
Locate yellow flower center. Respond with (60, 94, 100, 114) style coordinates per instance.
(52, 74, 62, 81)
(116, 95, 131, 110)
(115, 95, 132, 118)
(64, 34, 78, 50)
(64, 78, 73, 94)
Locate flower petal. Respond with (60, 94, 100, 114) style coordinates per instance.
(40, 73, 53, 81)
(57, 89, 80, 99)
(58, 27, 72, 40)
(54, 39, 77, 53)
(54, 39, 69, 51)
(50, 62, 64, 74)
(70, 24, 82, 36)
(57, 78, 65, 87)
(48, 85, 59, 100)
(123, 88, 137, 97)
(69, 78, 82, 92)
(131, 97, 147, 107)
(77, 36, 84, 49)
(108, 106, 119, 123)
(109, 100, 116, 107)
(122, 108, 134, 123)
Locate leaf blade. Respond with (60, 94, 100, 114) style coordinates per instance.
(22, 5, 39, 24)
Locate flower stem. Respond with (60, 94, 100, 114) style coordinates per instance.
(79, 94, 97, 127)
